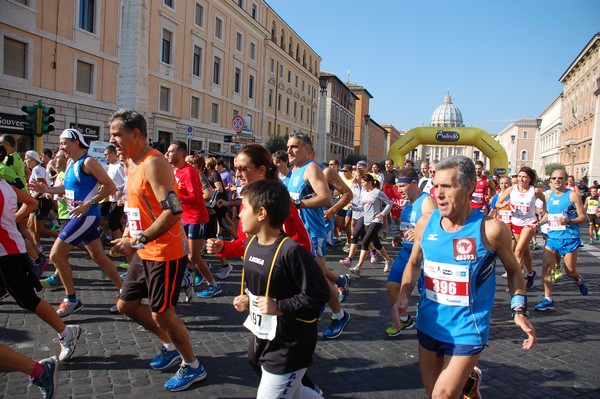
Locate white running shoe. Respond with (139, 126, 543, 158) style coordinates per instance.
(58, 325, 82, 361)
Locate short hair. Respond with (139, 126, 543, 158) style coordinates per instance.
(0, 145, 6, 162)
(386, 159, 394, 165)
(404, 160, 414, 167)
(436, 155, 476, 187)
(475, 160, 484, 167)
(397, 168, 419, 181)
(238, 144, 278, 180)
(289, 131, 313, 147)
(0, 134, 16, 148)
(186, 155, 205, 170)
(108, 109, 147, 138)
(240, 179, 290, 229)
(171, 140, 187, 153)
(105, 144, 116, 154)
(330, 159, 339, 166)
(217, 158, 226, 167)
(272, 150, 288, 164)
(205, 156, 217, 169)
(518, 166, 536, 184)
(43, 149, 53, 158)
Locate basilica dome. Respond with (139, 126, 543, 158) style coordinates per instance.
(430, 90, 464, 127)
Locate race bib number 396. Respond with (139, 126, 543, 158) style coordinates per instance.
(423, 260, 470, 306)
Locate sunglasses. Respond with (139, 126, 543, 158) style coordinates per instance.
(550, 176, 564, 180)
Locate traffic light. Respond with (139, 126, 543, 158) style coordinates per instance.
(40, 105, 55, 135)
(21, 104, 37, 134)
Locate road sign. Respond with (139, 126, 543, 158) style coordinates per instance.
(186, 126, 194, 139)
(582, 167, 586, 172)
(232, 116, 244, 132)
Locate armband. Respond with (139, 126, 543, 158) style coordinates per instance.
(510, 294, 527, 311)
(160, 191, 183, 214)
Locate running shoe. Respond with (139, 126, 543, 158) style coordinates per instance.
(197, 284, 222, 298)
(462, 365, 482, 399)
(119, 262, 130, 269)
(163, 362, 207, 392)
(217, 264, 233, 280)
(120, 272, 127, 280)
(41, 274, 62, 290)
(323, 311, 350, 339)
(349, 266, 361, 277)
(337, 274, 351, 303)
(501, 271, 507, 279)
(110, 293, 120, 313)
(150, 347, 182, 370)
(29, 356, 58, 399)
(370, 251, 379, 264)
(58, 325, 82, 361)
(34, 257, 50, 278)
(339, 257, 352, 266)
(342, 243, 350, 253)
(531, 243, 540, 250)
(194, 275, 205, 286)
(577, 277, 589, 296)
(51, 224, 60, 232)
(383, 261, 390, 273)
(56, 298, 84, 318)
(534, 297, 555, 311)
(526, 270, 536, 289)
(378, 232, 387, 241)
(385, 315, 415, 337)
(552, 263, 564, 281)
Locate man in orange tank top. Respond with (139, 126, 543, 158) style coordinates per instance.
(108, 109, 207, 392)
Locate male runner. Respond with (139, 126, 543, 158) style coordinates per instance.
(471, 160, 495, 213)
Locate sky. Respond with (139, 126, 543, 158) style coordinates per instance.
(267, 0, 600, 134)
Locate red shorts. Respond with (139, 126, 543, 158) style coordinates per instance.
(511, 223, 537, 236)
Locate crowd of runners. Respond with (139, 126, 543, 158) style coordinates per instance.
(1, 109, 597, 398)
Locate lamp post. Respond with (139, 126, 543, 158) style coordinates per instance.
(510, 134, 517, 175)
(362, 114, 370, 162)
(317, 75, 328, 163)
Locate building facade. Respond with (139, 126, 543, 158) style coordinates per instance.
(558, 32, 599, 181)
(533, 94, 563, 178)
(495, 119, 538, 175)
(0, 0, 321, 158)
(347, 83, 373, 159)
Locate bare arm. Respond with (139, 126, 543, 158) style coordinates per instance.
(495, 186, 513, 208)
(12, 186, 38, 223)
(300, 163, 332, 209)
(68, 157, 116, 218)
(569, 190, 587, 225)
(323, 168, 352, 219)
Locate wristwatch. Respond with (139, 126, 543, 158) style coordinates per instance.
(139, 233, 149, 244)
(294, 199, 302, 209)
(89, 199, 97, 205)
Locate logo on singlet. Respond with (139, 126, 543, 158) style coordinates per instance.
(248, 256, 265, 266)
(453, 238, 476, 261)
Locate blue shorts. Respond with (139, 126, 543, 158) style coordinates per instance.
(418, 330, 485, 357)
(183, 223, 206, 240)
(337, 209, 352, 218)
(59, 216, 101, 246)
(545, 238, 582, 256)
(388, 248, 411, 283)
(311, 237, 327, 259)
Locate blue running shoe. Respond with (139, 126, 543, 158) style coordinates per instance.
(150, 347, 181, 370)
(337, 274, 351, 303)
(29, 356, 58, 399)
(577, 278, 589, 296)
(164, 363, 207, 392)
(534, 298, 555, 311)
(323, 311, 351, 339)
(41, 274, 62, 290)
(197, 284, 222, 298)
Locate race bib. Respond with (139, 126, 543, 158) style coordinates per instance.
(547, 214, 566, 231)
(498, 209, 512, 223)
(399, 222, 416, 243)
(588, 205, 598, 214)
(472, 193, 483, 204)
(125, 206, 143, 236)
(65, 189, 75, 211)
(423, 260, 470, 306)
(243, 289, 278, 341)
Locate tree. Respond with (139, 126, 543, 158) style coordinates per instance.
(265, 135, 288, 154)
(545, 163, 566, 177)
(343, 153, 368, 166)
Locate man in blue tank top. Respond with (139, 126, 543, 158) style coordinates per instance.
(535, 168, 589, 311)
(286, 132, 351, 339)
(392, 156, 536, 398)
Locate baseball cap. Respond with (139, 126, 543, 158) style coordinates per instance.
(60, 128, 89, 148)
(356, 160, 368, 168)
(342, 164, 353, 172)
(25, 150, 42, 164)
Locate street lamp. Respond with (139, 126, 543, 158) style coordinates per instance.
(362, 114, 370, 162)
(317, 75, 328, 163)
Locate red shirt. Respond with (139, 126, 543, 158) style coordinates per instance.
(174, 163, 209, 225)
(471, 176, 489, 210)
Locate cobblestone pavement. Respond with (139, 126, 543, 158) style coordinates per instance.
(1, 233, 599, 398)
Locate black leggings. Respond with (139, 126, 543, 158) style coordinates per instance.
(0, 253, 41, 312)
(351, 217, 366, 244)
(362, 223, 383, 251)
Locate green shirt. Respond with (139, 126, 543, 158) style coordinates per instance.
(3, 151, 27, 190)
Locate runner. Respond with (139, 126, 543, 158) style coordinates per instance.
(471, 161, 495, 213)
(392, 155, 536, 398)
(535, 168, 589, 311)
(583, 185, 599, 244)
(109, 109, 207, 392)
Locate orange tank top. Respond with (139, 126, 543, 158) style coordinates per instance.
(125, 149, 186, 261)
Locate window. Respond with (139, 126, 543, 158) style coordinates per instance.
(191, 96, 200, 119)
(523, 130, 528, 139)
(76, 60, 93, 94)
(213, 57, 221, 84)
(234, 67, 241, 94)
(236, 32, 243, 52)
(160, 86, 171, 112)
(3, 38, 27, 78)
(79, 0, 95, 33)
(251, 3, 258, 19)
(521, 150, 528, 161)
(250, 42, 256, 61)
(164, 0, 174, 8)
(287, 70, 291, 83)
(248, 75, 254, 99)
(293, 101, 297, 118)
(270, 58, 275, 73)
(194, 3, 204, 27)
(279, 64, 283, 79)
(192, 45, 202, 77)
(215, 17, 223, 39)
(237, 0, 243, 7)
(277, 94, 282, 112)
(211, 103, 219, 124)
(161, 29, 172, 64)
(286, 98, 290, 114)
(268, 89, 273, 108)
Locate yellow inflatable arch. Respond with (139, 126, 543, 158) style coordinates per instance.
(387, 127, 508, 176)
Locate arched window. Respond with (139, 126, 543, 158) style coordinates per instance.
(521, 150, 528, 161)
(280, 29, 285, 48)
(271, 22, 276, 42)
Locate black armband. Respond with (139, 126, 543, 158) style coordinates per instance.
(160, 191, 183, 214)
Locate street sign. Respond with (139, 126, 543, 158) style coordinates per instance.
(186, 126, 194, 139)
(582, 167, 586, 172)
(232, 115, 244, 132)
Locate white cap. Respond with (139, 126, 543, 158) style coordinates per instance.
(59, 128, 89, 148)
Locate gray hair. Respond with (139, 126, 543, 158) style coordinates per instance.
(436, 155, 476, 187)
